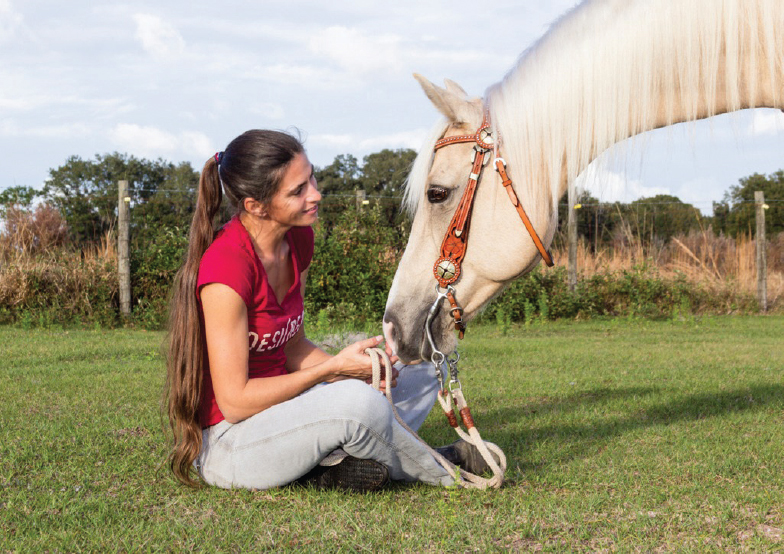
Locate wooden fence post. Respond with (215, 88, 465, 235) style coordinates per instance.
(568, 185, 578, 291)
(755, 190, 767, 312)
(118, 180, 131, 319)
(356, 189, 367, 211)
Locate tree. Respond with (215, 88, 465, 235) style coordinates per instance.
(314, 154, 361, 195)
(132, 161, 199, 242)
(555, 189, 604, 250)
(360, 148, 417, 196)
(713, 171, 784, 237)
(360, 148, 417, 227)
(42, 153, 198, 245)
(0, 185, 39, 219)
(627, 195, 703, 243)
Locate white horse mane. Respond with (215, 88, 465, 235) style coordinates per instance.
(405, 0, 784, 222)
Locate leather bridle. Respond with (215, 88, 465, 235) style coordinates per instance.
(429, 109, 554, 341)
(416, 108, 549, 489)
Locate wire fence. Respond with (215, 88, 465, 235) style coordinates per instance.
(3, 183, 781, 210)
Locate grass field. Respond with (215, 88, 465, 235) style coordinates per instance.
(1, 316, 783, 552)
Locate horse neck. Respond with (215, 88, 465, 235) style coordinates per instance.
(488, 0, 784, 204)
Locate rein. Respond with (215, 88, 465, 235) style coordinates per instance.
(365, 347, 506, 489)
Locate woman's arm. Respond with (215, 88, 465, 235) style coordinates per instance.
(284, 268, 398, 385)
(283, 329, 330, 372)
(285, 327, 398, 390)
(283, 268, 328, 371)
(201, 283, 387, 423)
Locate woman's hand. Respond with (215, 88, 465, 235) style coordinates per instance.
(327, 335, 399, 390)
(365, 337, 399, 392)
(366, 364, 400, 392)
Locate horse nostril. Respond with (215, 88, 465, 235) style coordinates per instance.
(382, 316, 397, 354)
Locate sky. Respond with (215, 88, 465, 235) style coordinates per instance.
(1, 0, 783, 214)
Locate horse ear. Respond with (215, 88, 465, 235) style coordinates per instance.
(443, 78, 467, 98)
(413, 73, 474, 124)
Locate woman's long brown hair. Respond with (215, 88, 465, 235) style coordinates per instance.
(165, 130, 303, 486)
(165, 156, 223, 486)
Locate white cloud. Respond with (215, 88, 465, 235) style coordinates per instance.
(309, 129, 429, 153)
(672, 176, 724, 208)
(248, 103, 285, 121)
(180, 131, 214, 160)
(745, 108, 784, 136)
(306, 25, 501, 83)
(576, 160, 671, 204)
(111, 124, 176, 153)
(0, 120, 91, 139)
(0, 0, 23, 42)
(133, 13, 185, 60)
(253, 63, 346, 88)
(0, 94, 43, 111)
(310, 26, 404, 75)
(309, 134, 353, 148)
(109, 124, 213, 160)
(357, 129, 429, 151)
(0, 89, 131, 115)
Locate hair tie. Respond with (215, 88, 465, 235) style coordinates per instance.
(214, 151, 224, 165)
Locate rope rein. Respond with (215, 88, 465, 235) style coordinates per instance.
(365, 347, 507, 490)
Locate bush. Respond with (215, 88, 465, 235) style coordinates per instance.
(130, 226, 188, 329)
(305, 203, 408, 326)
(0, 205, 118, 328)
(0, 250, 119, 328)
(0, 199, 769, 330)
(479, 263, 759, 324)
(1, 204, 69, 255)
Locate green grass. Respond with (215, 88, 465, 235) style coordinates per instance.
(1, 317, 783, 552)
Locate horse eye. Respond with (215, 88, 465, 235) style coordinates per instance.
(427, 186, 450, 204)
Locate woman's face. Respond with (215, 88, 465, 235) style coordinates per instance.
(266, 152, 321, 227)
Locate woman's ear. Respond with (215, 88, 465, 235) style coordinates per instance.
(243, 197, 268, 218)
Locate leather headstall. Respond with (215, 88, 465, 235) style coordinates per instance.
(430, 109, 554, 339)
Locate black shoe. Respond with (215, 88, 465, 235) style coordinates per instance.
(436, 440, 499, 475)
(298, 456, 389, 492)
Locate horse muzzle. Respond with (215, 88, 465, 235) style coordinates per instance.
(383, 304, 457, 364)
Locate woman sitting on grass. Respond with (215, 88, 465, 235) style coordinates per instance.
(165, 129, 486, 491)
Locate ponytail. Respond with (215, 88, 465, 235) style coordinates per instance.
(165, 157, 222, 487)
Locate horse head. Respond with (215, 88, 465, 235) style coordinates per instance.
(383, 75, 557, 363)
(384, 0, 784, 364)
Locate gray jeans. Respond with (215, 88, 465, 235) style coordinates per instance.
(197, 363, 453, 489)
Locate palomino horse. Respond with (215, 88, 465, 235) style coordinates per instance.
(383, 0, 784, 364)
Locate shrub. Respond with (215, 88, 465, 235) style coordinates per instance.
(0, 200, 775, 329)
(0, 204, 69, 256)
(306, 203, 408, 325)
(130, 225, 188, 329)
(0, 248, 118, 328)
(480, 263, 760, 324)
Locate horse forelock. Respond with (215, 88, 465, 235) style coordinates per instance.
(402, 118, 450, 216)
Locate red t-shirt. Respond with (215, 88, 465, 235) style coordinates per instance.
(196, 215, 314, 427)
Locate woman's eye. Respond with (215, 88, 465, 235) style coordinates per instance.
(427, 186, 450, 204)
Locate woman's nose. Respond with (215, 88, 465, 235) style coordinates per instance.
(309, 180, 322, 201)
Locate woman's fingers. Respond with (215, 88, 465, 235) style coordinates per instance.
(336, 334, 399, 381)
(373, 377, 397, 392)
(354, 335, 384, 352)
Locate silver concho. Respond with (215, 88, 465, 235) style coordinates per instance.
(436, 259, 457, 281)
(476, 126, 494, 150)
